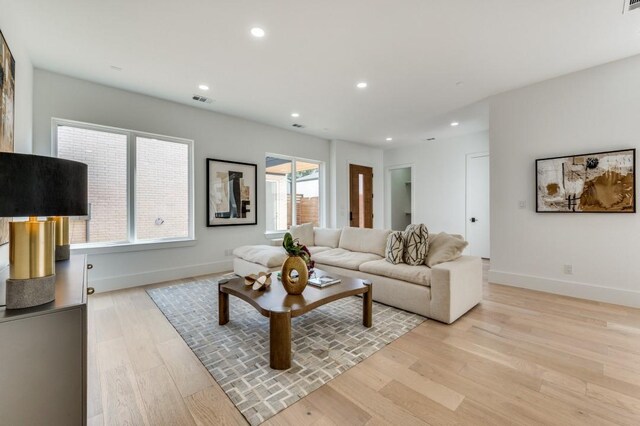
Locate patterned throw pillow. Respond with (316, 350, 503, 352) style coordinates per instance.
(402, 224, 429, 266)
(385, 231, 405, 264)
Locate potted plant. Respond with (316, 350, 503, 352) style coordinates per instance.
(281, 232, 313, 295)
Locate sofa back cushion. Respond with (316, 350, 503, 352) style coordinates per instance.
(314, 228, 342, 248)
(385, 231, 404, 264)
(403, 224, 429, 265)
(339, 227, 391, 257)
(289, 222, 314, 247)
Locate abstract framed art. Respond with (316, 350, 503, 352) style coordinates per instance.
(206, 158, 257, 226)
(0, 29, 15, 245)
(536, 149, 635, 213)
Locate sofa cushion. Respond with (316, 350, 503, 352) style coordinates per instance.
(426, 233, 468, 267)
(233, 245, 286, 268)
(338, 227, 392, 257)
(385, 231, 404, 264)
(314, 228, 341, 248)
(308, 246, 332, 255)
(289, 222, 314, 247)
(403, 224, 429, 265)
(359, 259, 431, 287)
(313, 248, 382, 271)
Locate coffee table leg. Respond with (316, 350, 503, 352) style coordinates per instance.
(219, 288, 229, 325)
(363, 281, 373, 327)
(270, 307, 292, 370)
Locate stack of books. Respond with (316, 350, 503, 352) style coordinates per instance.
(308, 275, 341, 288)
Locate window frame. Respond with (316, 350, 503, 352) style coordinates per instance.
(264, 153, 325, 235)
(52, 118, 195, 253)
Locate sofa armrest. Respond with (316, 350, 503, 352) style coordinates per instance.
(429, 255, 483, 324)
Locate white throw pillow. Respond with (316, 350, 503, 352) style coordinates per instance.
(425, 233, 468, 267)
(402, 224, 429, 266)
(314, 228, 342, 248)
(289, 223, 314, 247)
(385, 231, 404, 264)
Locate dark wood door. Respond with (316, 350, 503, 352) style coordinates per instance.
(349, 164, 373, 228)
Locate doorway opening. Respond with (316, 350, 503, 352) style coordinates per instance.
(389, 166, 413, 231)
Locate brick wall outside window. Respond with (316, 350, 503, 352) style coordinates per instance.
(57, 125, 190, 244)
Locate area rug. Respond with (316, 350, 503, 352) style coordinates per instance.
(147, 275, 426, 425)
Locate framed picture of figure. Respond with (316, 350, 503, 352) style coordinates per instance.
(206, 158, 257, 226)
(1, 29, 16, 246)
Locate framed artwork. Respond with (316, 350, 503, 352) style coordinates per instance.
(536, 149, 635, 213)
(0, 29, 15, 246)
(206, 158, 257, 226)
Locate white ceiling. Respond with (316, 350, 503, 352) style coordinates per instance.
(2, 0, 640, 147)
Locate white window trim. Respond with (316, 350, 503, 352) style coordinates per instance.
(264, 153, 325, 236)
(52, 118, 195, 253)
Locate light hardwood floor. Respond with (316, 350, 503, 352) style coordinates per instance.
(89, 263, 640, 425)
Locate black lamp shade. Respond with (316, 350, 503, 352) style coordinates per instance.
(0, 153, 88, 217)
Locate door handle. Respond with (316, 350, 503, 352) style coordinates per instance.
(470, 217, 478, 223)
(350, 212, 353, 221)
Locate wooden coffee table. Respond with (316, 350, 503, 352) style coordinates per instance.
(218, 270, 372, 370)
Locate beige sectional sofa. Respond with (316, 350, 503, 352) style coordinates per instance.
(232, 227, 483, 324)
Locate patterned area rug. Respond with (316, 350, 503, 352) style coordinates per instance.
(147, 276, 425, 425)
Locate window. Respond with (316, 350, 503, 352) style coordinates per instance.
(54, 119, 193, 247)
(265, 155, 322, 232)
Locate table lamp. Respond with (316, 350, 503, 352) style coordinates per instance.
(0, 153, 88, 309)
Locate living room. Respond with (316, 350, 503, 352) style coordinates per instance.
(1, 1, 640, 425)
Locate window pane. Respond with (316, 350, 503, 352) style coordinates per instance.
(57, 126, 128, 244)
(295, 161, 320, 227)
(265, 157, 292, 231)
(135, 137, 189, 240)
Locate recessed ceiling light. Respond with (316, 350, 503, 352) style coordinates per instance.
(291, 112, 300, 118)
(198, 84, 209, 91)
(450, 122, 460, 127)
(251, 27, 265, 38)
(386, 137, 393, 141)
(356, 82, 368, 89)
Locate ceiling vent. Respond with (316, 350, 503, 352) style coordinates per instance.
(624, 0, 640, 12)
(192, 94, 213, 104)
(292, 123, 306, 128)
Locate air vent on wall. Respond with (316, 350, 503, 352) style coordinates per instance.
(292, 123, 306, 128)
(192, 94, 213, 104)
(624, 0, 640, 12)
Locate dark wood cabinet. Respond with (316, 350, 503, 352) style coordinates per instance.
(0, 255, 88, 425)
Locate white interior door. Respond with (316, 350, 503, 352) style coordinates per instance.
(466, 153, 490, 258)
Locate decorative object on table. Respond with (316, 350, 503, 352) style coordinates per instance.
(536, 149, 635, 213)
(48, 216, 70, 261)
(147, 276, 424, 426)
(244, 272, 272, 290)
(0, 153, 88, 309)
(402, 223, 429, 265)
(0, 30, 16, 247)
(281, 232, 311, 295)
(206, 158, 257, 226)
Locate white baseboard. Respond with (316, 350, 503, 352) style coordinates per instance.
(91, 259, 234, 293)
(488, 270, 640, 308)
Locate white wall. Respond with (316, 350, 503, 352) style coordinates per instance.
(330, 140, 384, 229)
(384, 132, 489, 236)
(489, 54, 640, 307)
(33, 69, 331, 291)
(0, 22, 34, 269)
(389, 167, 411, 231)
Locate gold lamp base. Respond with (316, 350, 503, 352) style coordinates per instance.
(6, 217, 56, 309)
